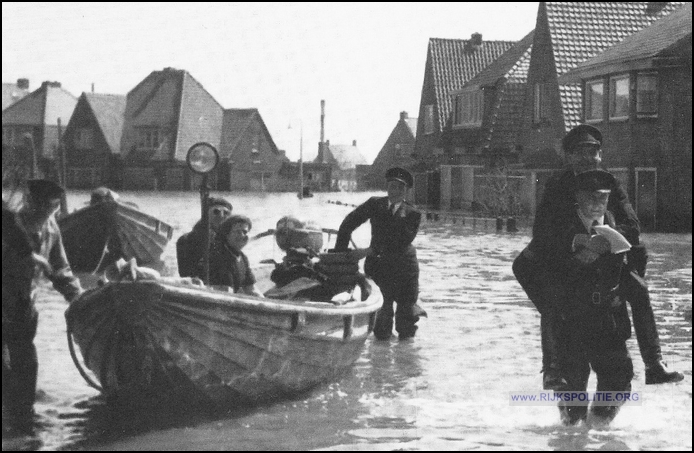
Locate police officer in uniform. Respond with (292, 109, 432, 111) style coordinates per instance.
(554, 169, 634, 425)
(335, 167, 424, 340)
(513, 124, 683, 388)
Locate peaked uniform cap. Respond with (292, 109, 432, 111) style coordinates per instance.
(575, 169, 615, 193)
(563, 124, 603, 153)
(27, 179, 65, 201)
(385, 167, 414, 188)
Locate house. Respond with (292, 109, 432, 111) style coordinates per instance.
(445, 30, 535, 168)
(2, 78, 30, 111)
(119, 67, 224, 190)
(517, 2, 685, 166)
(314, 140, 368, 191)
(277, 161, 333, 193)
(365, 111, 418, 190)
(413, 34, 517, 169)
(2, 81, 77, 182)
(220, 108, 288, 191)
(558, 4, 692, 232)
(62, 92, 126, 189)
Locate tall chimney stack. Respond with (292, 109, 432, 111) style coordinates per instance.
(91, 83, 95, 93)
(17, 78, 29, 90)
(320, 100, 325, 144)
(400, 111, 408, 120)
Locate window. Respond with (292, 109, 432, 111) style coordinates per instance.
(394, 143, 402, 157)
(424, 105, 434, 134)
(137, 127, 160, 150)
(453, 89, 483, 127)
(74, 128, 93, 150)
(636, 73, 658, 116)
(609, 75, 630, 119)
(585, 80, 604, 121)
(533, 83, 549, 122)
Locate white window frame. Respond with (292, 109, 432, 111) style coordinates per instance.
(453, 89, 483, 127)
(636, 73, 658, 117)
(423, 105, 434, 135)
(533, 83, 549, 123)
(609, 75, 630, 120)
(585, 80, 604, 122)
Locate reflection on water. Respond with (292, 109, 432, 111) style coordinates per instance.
(2, 191, 691, 451)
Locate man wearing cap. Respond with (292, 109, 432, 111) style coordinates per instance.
(335, 167, 424, 340)
(2, 179, 83, 418)
(176, 197, 233, 279)
(552, 169, 634, 425)
(513, 124, 683, 388)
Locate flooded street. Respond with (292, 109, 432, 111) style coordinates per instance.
(3, 191, 692, 451)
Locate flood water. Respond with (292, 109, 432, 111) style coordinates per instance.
(2, 190, 692, 451)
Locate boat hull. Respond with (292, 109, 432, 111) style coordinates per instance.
(65, 280, 381, 407)
(58, 201, 173, 273)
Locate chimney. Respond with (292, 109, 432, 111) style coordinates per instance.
(17, 78, 29, 90)
(352, 140, 357, 147)
(91, 83, 95, 93)
(400, 111, 408, 120)
(468, 32, 483, 52)
(41, 81, 61, 88)
(320, 100, 325, 144)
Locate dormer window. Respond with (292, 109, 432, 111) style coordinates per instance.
(423, 105, 435, 134)
(453, 88, 483, 127)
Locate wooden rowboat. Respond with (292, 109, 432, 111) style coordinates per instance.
(65, 278, 382, 408)
(57, 198, 173, 274)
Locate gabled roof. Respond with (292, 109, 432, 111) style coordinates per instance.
(315, 142, 368, 170)
(461, 30, 535, 89)
(559, 3, 692, 83)
(83, 93, 126, 154)
(541, 1, 686, 129)
(2, 81, 77, 127)
(220, 108, 282, 159)
(2, 82, 30, 111)
(428, 36, 517, 131)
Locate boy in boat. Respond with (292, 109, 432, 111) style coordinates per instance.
(207, 214, 263, 297)
(334, 167, 425, 340)
(2, 180, 83, 420)
(177, 197, 233, 279)
(512, 124, 682, 389)
(552, 169, 634, 425)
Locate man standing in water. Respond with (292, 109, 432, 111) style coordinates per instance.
(2, 180, 83, 420)
(335, 167, 425, 340)
(513, 124, 683, 389)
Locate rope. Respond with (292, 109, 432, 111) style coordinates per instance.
(66, 319, 103, 392)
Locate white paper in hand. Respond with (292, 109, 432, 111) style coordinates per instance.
(593, 225, 632, 254)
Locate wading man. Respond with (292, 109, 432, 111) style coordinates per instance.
(335, 167, 425, 340)
(2, 180, 83, 419)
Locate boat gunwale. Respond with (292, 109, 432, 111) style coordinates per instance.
(70, 280, 383, 318)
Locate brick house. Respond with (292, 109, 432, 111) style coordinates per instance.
(517, 2, 685, 166)
(413, 34, 517, 169)
(364, 111, 418, 190)
(62, 92, 126, 189)
(445, 30, 535, 168)
(220, 108, 288, 191)
(314, 140, 368, 191)
(559, 4, 692, 231)
(2, 81, 77, 182)
(119, 67, 224, 190)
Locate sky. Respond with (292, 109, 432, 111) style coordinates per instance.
(2, 2, 539, 163)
